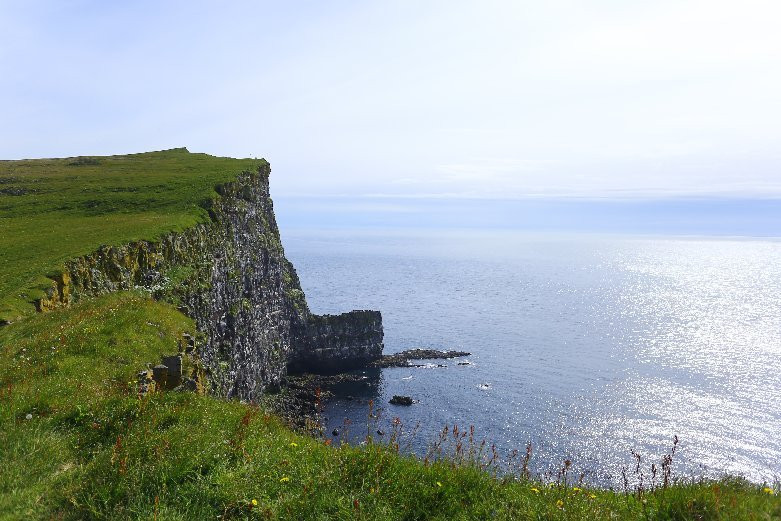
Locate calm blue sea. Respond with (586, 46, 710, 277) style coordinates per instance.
(281, 228, 781, 487)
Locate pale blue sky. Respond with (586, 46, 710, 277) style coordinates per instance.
(1, 0, 780, 199)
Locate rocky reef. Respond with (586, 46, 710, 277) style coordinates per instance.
(370, 349, 470, 368)
(33, 164, 384, 400)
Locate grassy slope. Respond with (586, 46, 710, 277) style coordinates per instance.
(0, 148, 263, 322)
(0, 293, 778, 520)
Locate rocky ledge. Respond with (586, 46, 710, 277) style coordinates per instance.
(370, 349, 470, 368)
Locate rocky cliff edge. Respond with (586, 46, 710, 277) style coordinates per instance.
(33, 163, 384, 400)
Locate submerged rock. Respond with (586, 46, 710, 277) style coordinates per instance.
(389, 395, 414, 406)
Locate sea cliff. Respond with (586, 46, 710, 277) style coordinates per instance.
(7, 154, 383, 399)
(0, 150, 775, 520)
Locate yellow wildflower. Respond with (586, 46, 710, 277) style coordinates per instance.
(290, 442, 298, 447)
(436, 482, 442, 487)
(251, 499, 258, 506)
(280, 476, 290, 483)
(556, 499, 564, 509)
(590, 494, 597, 499)
(572, 487, 581, 492)
(764, 487, 775, 495)
(531, 487, 540, 494)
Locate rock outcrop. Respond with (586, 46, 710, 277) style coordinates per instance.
(389, 395, 414, 406)
(33, 163, 384, 400)
(288, 311, 384, 374)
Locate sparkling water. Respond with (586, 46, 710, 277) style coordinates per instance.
(283, 229, 781, 487)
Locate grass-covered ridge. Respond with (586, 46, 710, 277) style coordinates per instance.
(1, 292, 778, 520)
(0, 148, 264, 323)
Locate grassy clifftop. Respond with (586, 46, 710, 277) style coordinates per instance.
(0, 148, 264, 322)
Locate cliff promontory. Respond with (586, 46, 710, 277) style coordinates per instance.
(0, 148, 383, 399)
(0, 149, 774, 520)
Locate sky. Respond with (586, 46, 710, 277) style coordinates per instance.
(1, 0, 780, 202)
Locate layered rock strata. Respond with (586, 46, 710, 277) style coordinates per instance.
(33, 164, 384, 400)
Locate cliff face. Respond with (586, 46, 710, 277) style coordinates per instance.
(35, 164, 383, 400)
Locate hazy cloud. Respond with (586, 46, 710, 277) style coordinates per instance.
(1, 0, 779, 199)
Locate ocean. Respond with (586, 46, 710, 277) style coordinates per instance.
(281, 228, 781, 487)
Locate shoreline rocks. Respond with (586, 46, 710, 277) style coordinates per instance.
(370, 349, 470, 368)
(266, 349, 472, 427)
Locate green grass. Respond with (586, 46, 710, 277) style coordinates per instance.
(1, 293, 778, 520)
(0, 148, 264, 323)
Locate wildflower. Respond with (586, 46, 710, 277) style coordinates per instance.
(556, 499, 564, 509)
(289, 442, 298, 447)
(764, 487, 775, 495)
(436, 482, 442, 487)
(531, 487, 540, 494)
(251, 499, 258, 506)
(280, 476, 290, 483)
(572, 487, 581, 493)
(590, 494, 597, 499)
(25, 413, 32, 420)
